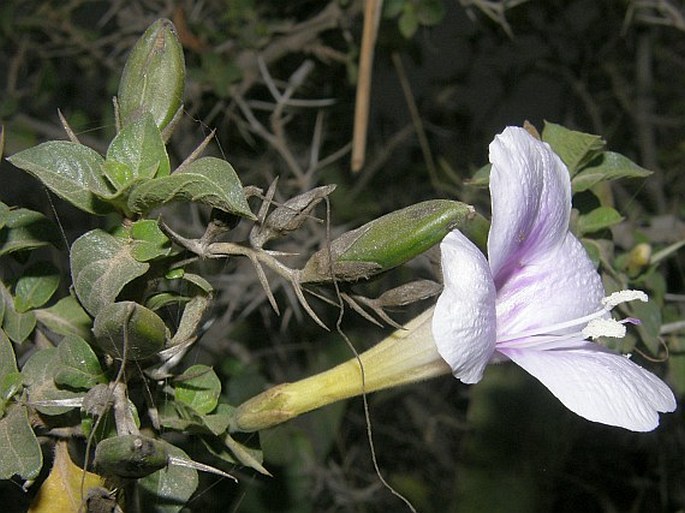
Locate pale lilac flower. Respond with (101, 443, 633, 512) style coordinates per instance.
(432, 126, 676, 431)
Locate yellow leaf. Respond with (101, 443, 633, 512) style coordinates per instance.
(29, 440, 107, 513)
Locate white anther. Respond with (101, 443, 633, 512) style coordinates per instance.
(582, 318, 627, 339)
(601, 290, 648, 310)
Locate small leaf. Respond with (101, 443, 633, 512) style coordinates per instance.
(127, 157, 255, 219)
(416, 0, 445, 25)
(145, 292, 188, 311)
(130, 219, 172, 262)
(70, 229, 149, 316)
(55, 335, 106, 390)
(0, 201, 10, 230)
(7, 141, 114, 215)
(35, 295, 93, 341)
(201, 403, 234, 436)
(28, 440, 104, 513)
(0, 403, 42, 480)
(2, 306, 36, 344)
(174, 364, 221, 414)
(1, 372, 23, 404)
(223, 433, 270, 476)
(169, 293, 210, 347)
(1, 281, 36, 343)
(178, 272, 213, 294)
(138, 440, 198, 513)
(542, 121, 605, 176)
(464, 164, 490, 188)
(93, 301, 168, 361)
(398, 6, 419, 38)
(0, 207, 61, 256)
(571, 151, 652, 192)
(22, 348, 81, 415)
(14, 261, 60, 313)
(107, 113, 170, 181)
(576, 206, 624, 235)
(0, 328, 18, 378)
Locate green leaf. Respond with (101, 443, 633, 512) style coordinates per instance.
(576, 206, 624, 235)
(1, 281, 36, 343)
(174, 364, 221, 414)
(34, 295, 93, 341)
(13, 261, 60, 313)
(22, 348, 81, 415)
(398, 6, 419, 38)
(0, 207, 61, 256)
(127, 157, 255, 219)
(0, 201, 10, 230)
(2, 306, 36, 344)
(300, 199, 480, 282)
(130, 219, 172, 262)
(0, 403, 42, 480)
(54, 335, 106, 390)
(541, 121, 605, 176)
(571, 151, 652, 192)
(178, 272, 213, 294)
(465, 163, 490, 188)
(7, 141, 114, 215)
(0, 331, 21, 413)
(1, 372, 22, 404)
(0, 330, 18, 379)
(93, 301, 168, 361)
(145, 292, 188, 311)
(106, 113, 170, 182)
(138, 440, 198, 513)
(201, 403, 234, 436)
(416, 0, 445, 25)
(118, 18, 185, 133)
(70, 229, 149, 316)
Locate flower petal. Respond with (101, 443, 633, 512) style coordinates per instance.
(499, 343, 677, 431)
(495, 231, 604, 338)
(433, 230, 497, 384)
(487, 127, 572, 289)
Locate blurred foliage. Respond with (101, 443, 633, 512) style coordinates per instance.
(0, 1, 684, 512)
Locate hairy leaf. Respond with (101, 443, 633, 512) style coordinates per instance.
(576, 206, 624, 235)
(14, 261, 60, 313)
(0, 403, 42, 480)
(70, 229, 149, 316)
(107, 112, 170, 182)
(174, 364, 221, 414)
(127, 157, 254, 218)
(55, 335, 106, 390)
(7, 142, 114, 215)
(22, 348, 82, 415)
(0, 207, 61, 256)
(93, 301, 168, 361)
(138, 440, 198, 513)
(542, 121, 605, 176)
(35, 295, 93, 342)
(571, 151, 652, 192)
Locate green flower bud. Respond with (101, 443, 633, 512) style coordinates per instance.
(299, 199, 481, 283)
(95, 435, 168, 478)
(117, 19, 185, 134)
